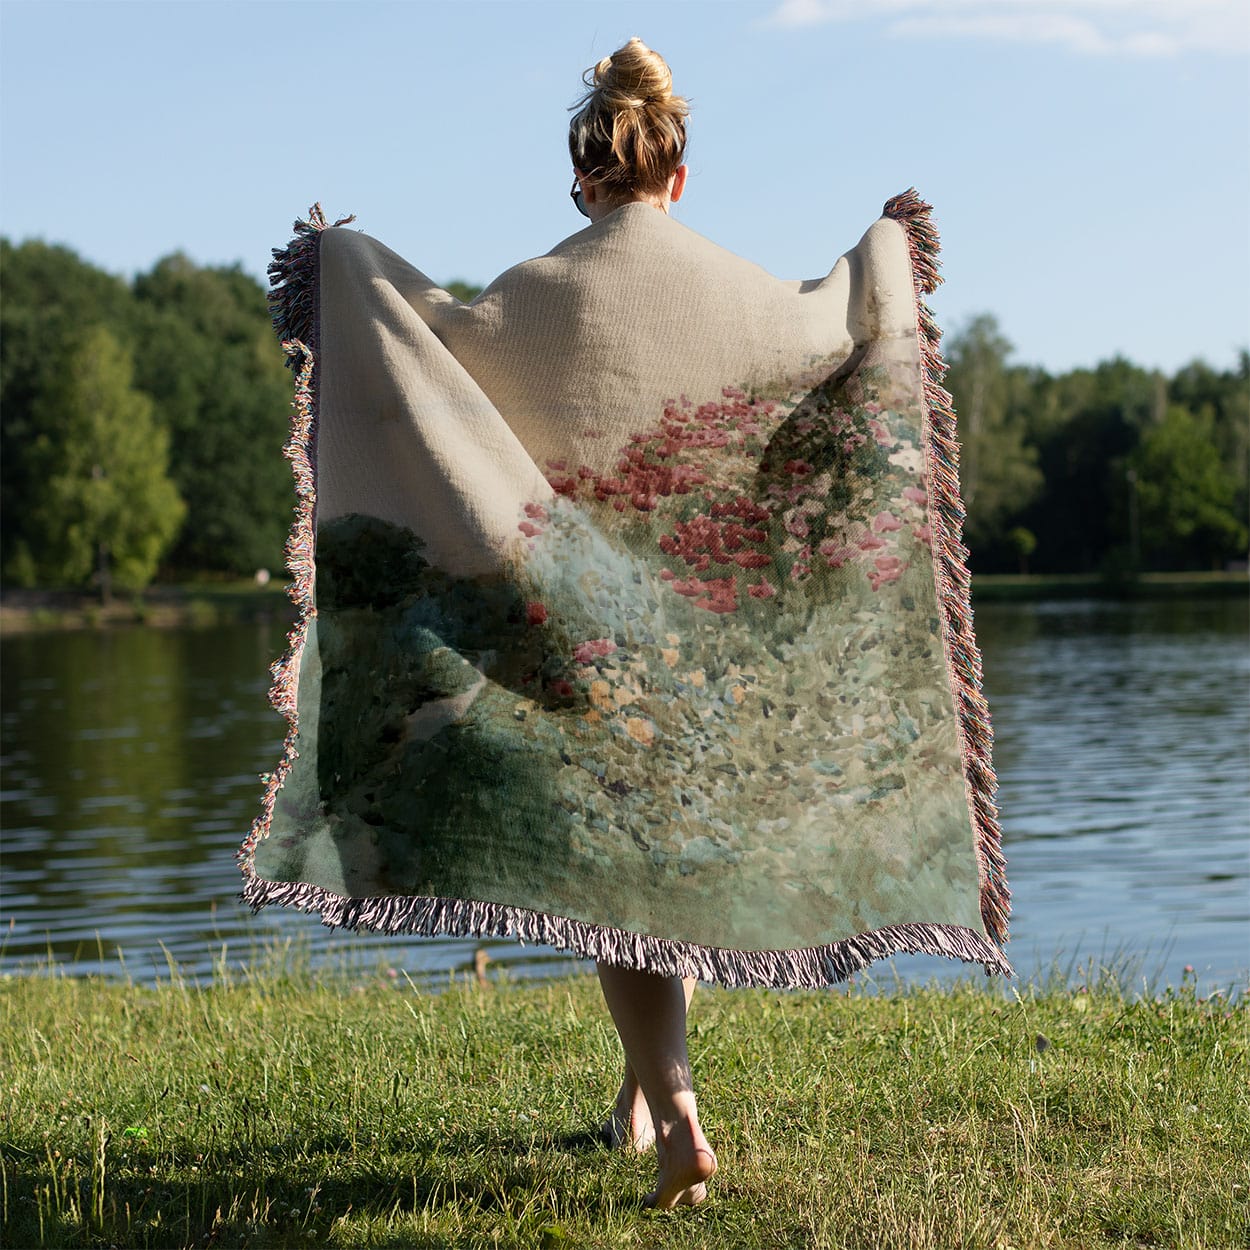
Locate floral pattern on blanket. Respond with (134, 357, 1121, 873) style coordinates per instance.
(255, 355, 984, 949)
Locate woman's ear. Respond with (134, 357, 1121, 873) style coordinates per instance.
(669, 165, 688, 203)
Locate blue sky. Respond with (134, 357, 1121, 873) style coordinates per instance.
(1, 0, 1246, 374)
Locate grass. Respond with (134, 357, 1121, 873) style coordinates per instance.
(1, 958, 1246, 1250)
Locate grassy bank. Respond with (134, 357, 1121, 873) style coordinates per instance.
(2, 966, 1245, 1249)
(0, 582, 293, 634)
(970, 570, 1248, 602)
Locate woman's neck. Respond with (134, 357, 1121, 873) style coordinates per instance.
(586, 193, 670, 224)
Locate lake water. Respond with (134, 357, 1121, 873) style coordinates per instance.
(2, 597, 1246, 994)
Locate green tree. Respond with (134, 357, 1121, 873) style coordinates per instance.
(22, 327, 185, 596)
(1007, 526, 1037, 574)
(943, 315, 1043, 563)
(131, 256, 294, 574)
(1019, 357, 1163, 573)
(1169, 353, 1250, 541)
(1129, 405, 1246, 570)
(445, 279, 483, 303)
(1, 239, 139, 580)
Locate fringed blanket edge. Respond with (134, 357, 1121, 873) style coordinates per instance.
(883, 188, 1011, 952)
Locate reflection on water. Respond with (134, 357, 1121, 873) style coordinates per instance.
(2, 597, 1246, 991)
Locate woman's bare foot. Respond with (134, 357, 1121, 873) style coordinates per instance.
(601, 1075, 655, 1150)
(644, 1115, 717, 1209)
(594, 966, 710, 1205)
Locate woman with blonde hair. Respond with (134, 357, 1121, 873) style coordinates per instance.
(247, 33, 1010, 1216)
(567, 39, 715, 1209)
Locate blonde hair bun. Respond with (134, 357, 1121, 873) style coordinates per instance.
(592, 36, 677, 111)
(569, 38, 689, 197)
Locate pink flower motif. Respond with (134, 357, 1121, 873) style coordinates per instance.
(818, 540, 856, 568)
(857, 533, 887, 551)
(550, 679, 574, 698)
(903, 486, 927, 506)
(912, 524, 932, 546)
(748, 578, 777, 599)
(573, 638, 617, 664)
(867, 554, 907, 591)
(866, 418, 893, 447)
(525, 602, 548, 625)
(785, 515, 810, 538)
(518, 521, 543, 537)
(689, 576, 739, 614)
(735, 551, 771, 568)
(871, 511, 903, 533)
(782, 459, 814, 476)
(523, 502, 549, 520)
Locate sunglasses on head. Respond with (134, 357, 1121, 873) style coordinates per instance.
(570, 177, 589, 218)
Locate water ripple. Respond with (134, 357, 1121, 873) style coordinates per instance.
(2, 599, 1246, 992)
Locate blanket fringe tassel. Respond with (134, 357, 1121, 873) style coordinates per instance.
(241, 871, 1012, 987)
(884, 189, 1011, 950)
(236, 205, 346, 887)
(237, 199, 1013, 990)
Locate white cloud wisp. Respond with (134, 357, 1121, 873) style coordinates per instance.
(766, 0, 1249, 57)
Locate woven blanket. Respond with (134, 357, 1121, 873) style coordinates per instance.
(238, 191, 1011, 987)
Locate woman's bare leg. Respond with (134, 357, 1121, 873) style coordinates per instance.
(602, 977, 696, 1151)
(596, 963, 716, 1207)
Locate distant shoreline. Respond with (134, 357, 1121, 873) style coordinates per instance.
(0, 582, 293, 635)
(0, 570, 1245, 635)
(968, 569, 1248, 602)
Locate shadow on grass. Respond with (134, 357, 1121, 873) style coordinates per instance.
(3, 1126, 641, 1250)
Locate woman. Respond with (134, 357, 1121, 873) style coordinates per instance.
(566, 37, 717, 1211)
(243, 36, 1009, 1215)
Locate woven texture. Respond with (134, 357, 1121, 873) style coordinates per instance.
(238, 193, 1012, 987)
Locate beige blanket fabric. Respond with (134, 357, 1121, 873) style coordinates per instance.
(239, 192, 1011, 987)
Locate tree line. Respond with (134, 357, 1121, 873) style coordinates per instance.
(945, 315, 1247, 576)
(1, 238, 1245, 595)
